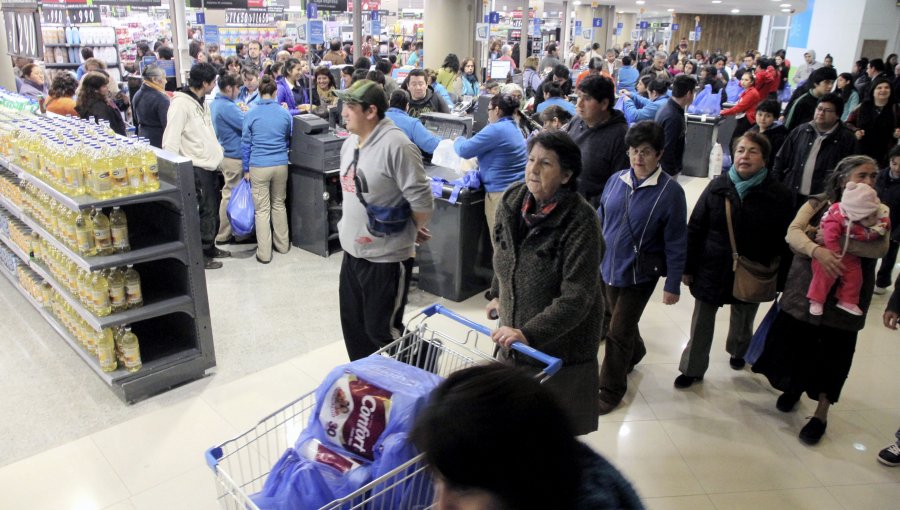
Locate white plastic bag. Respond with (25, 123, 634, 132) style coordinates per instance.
(430, 139, 465, 177)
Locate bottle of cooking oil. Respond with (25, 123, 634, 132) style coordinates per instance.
(125, 142, 143, 194)
(63, 141, 86, 196)
(78, 269, 91, 307)
(91, 145, 113, 199)
(63, 209, 78, 249)
(109, 207, 130, 253)
(110, 144, 129, 196)
(112, 325, 125, 364)
(107, 267, 126, 313)
(140, 141, 160, 191)
(91, 270, 111, 316)
(30, 231, 41, 261)
(75, 209, 95, 256)
(97, 328, 117, 372)
(91, 208, 114, 256)
(65, 258, 78, 294)
(124, 264, 142, 308)
(119, 326, 142, 372)
(48, 201, 60, 239)
(40, 281, 52, 308)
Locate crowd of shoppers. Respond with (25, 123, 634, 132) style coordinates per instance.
(15, 30, 900, 466)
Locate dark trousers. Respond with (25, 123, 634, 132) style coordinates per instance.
(678, 299, 760, 377)
(193, 166, 220, 255)
(599, 280, 656, 404)
(876, 240, 899, 288)
(339, 253, 414, 361)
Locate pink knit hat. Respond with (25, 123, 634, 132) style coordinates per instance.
(840, 182, 880, 221)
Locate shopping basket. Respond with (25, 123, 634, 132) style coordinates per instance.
(204, 303, 562, 510)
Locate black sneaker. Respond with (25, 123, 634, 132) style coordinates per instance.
(215, 236, 235, 246)
(799, 417, 827, 445)
(776, 391, 801, 413)
(674, 374, 702, 389)
(208, 247, 232, 259)
(204, 257, 223, 270)
(597, 395, 620, 416)
(729, 357, 746, 370)
(877, 444, 900, 466)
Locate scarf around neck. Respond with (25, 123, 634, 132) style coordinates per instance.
(521, 190, 566, 228)
(144, 80, 166, 94)
(728, 165, 768, 200)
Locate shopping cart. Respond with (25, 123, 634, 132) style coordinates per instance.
(204, 303, 562, 510)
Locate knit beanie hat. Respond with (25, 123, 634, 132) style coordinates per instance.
(840, 182, 880, 221)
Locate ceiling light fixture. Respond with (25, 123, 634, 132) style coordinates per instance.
(573, 0, 581, 5)
(712, 0, 722, 3)
(781, 8, 791, 11)
(636, 0, 646, 4)
(667, 8, 675, 11)
(780, 3, 791, 6)
(731, 8, 740, 12)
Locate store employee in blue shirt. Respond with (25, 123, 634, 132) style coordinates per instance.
(454, 93, 527, 234)
(535, 83, 577, 117)
(385, 90, 442, 154)
(210, 70, 246, 244)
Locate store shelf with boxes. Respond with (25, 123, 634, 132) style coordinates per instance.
(41, 8, 123, 79)
(0, 106, 215, 404)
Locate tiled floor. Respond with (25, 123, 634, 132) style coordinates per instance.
(1, 176, 898, 509)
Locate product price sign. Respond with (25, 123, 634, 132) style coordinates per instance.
(41, 5, 67, 25)
(314, 0, 347, 11)
(203, 24, 219, 45)
(225, 8, 275, 26)
(67, 6, 100, 24)
(3, 8, 43, 60)
(188, 0, 249, 9)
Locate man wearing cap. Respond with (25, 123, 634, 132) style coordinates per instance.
(289, 44, 307, 60)
(335, 80, 434, 360)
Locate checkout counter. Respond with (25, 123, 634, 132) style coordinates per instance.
(288, 114, 347, 257)
(286, 111, 492, 302)
(417, 113, 493, 302)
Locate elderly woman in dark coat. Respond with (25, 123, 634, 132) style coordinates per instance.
(485, 130, 604, 435)
(675, 132, 793, 389)
(132, 65, 171, 148)
(753, 155, 888, 445)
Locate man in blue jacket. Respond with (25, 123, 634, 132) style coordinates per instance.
(535, 83, 577, 117)
(655, 74, 696, 176)
(385, 90, 442, 155)
(210, 72, 246, 245)
(621, 78, 669, 122)
(616, 55, 639, 94)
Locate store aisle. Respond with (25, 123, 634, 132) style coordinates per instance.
(0, 176, 898, 509)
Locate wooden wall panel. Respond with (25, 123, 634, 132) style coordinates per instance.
(667, 14, 763, 59)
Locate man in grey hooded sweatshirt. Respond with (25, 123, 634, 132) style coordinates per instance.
(793, 49, 823, 85)
(336, 80, 434, 360)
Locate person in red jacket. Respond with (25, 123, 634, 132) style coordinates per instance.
(721, 69, 763, 145)
(754, 59, 780, 99)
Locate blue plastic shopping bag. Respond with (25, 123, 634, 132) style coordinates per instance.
(725, 78, 742, 103)
(778, 85, 792, 103)
(227, 178, 255, 237)
(688, 84, 711, 114)
(745, 298, 779, 365)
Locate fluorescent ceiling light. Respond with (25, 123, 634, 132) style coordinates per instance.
(711, 0, 722, 3)
(573, 0, 581, 4)
(636, 0, 646, 4)
(667, 8, 675, 11)
(781, 8, 792, 11)
(731, 8, 740, 12)
(780, 3, 791, 6)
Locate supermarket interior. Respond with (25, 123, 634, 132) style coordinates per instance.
(1, 0, 900, 509)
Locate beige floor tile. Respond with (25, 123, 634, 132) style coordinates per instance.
(290, 340, 351, 382)
(855, 408, 900, 440)
(597, 388, 659, 423)
(102, 500, 138, 510)
(765, 410, 900, 486)
(201, 360, 319, 432)
(130, 465, 221, 510)
(0, 436, 130, 510)
(662, 414, 821, 493)
(643, 494, 717, 510)
(837, 355, 900, 410)
(583, 421, 704, 498)
(707, 487, 844, 510)
(91, 399, 237, 495)
(636, 363, 760, 421)
(827, 482, 900, 510)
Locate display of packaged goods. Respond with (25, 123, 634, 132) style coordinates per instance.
(0, 108, 160, 199)
(0, 243, 21, 274)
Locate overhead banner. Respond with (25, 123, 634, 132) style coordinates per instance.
(313, 0, 347, 11)
(187, 0, 248, 9)
(92, 0, 163, 6)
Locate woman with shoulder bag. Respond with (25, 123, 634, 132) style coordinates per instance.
(597, 121, 688, 414)
(752, 155, 887, 445)
(675, 132, 793, 389)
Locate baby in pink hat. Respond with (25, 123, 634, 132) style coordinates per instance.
(808, 182, 891, 316)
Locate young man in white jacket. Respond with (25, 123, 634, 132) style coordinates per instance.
(162, 63, 230, 269)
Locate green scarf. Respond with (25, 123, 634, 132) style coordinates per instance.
(728, 165, 768, 201)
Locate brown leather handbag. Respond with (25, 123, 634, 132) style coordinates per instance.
(726, 199, 780, 303)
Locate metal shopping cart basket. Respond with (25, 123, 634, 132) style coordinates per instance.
(204, 304, 562, 510)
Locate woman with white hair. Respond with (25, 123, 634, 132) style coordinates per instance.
(501, 83, 540, 138)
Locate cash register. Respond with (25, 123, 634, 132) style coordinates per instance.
(288, 114, 350, 257)
(416, 113, 493, 302)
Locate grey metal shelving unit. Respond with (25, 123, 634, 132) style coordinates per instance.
(0, 149, 215, 403)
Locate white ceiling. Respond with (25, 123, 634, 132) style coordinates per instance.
(603, 0, 808, 16)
